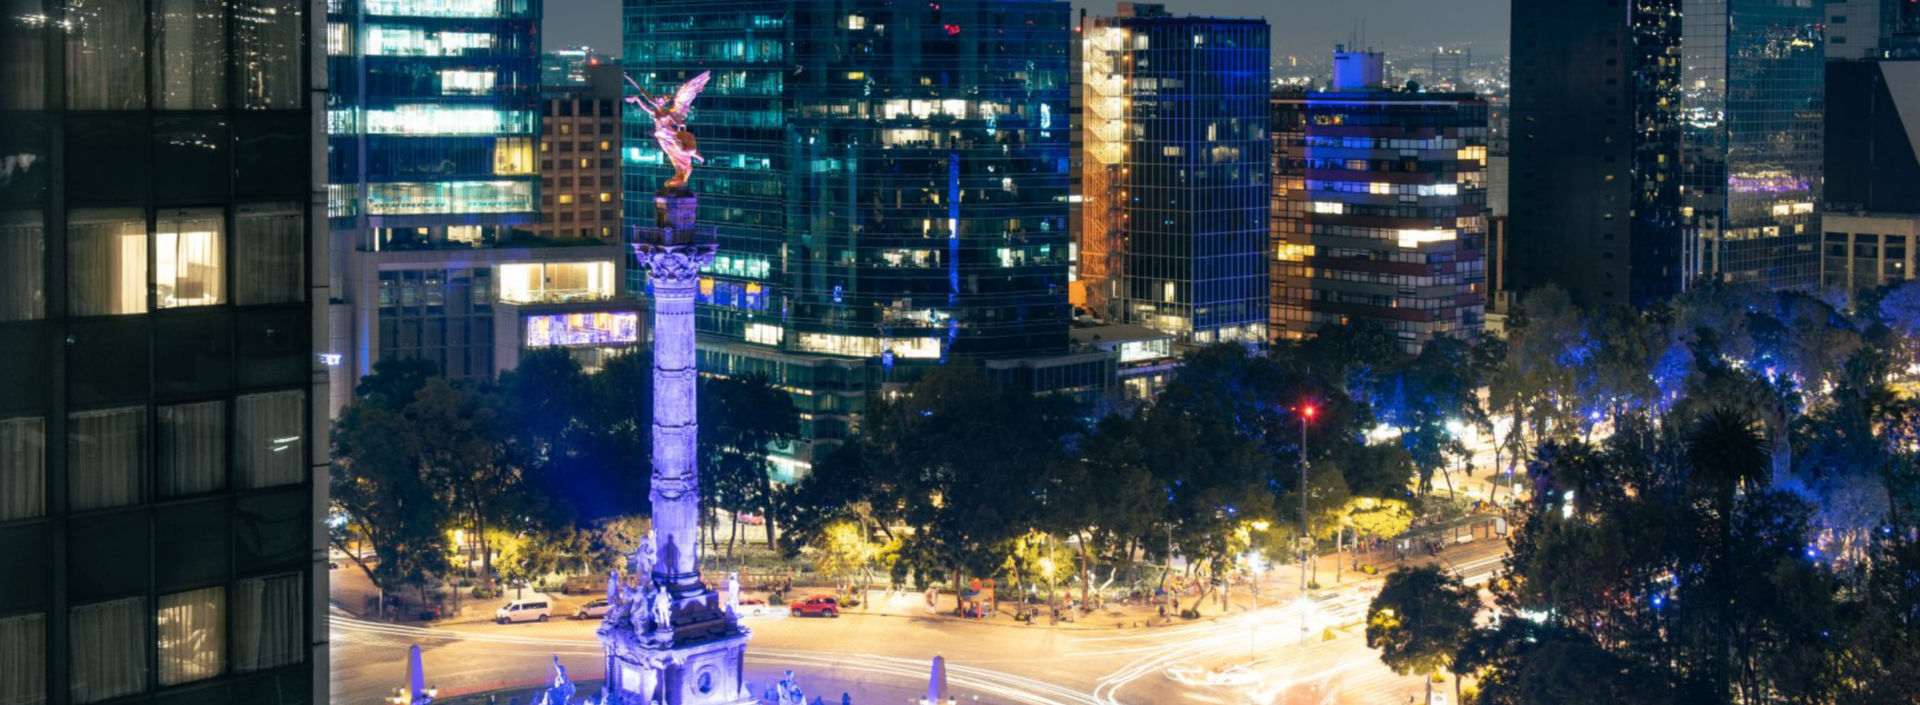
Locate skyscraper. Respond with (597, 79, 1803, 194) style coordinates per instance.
(1271, 51, 1489, 353)
(625, 0, 1081, 475)
(327, 0, 643, 412)
(1681, 0, 1826, 291)
(1508, 0, 1685, 306)
(0, 1, 327, 703)
(1075, 3, 1271, 346)
(1508, 0, 1824, 303)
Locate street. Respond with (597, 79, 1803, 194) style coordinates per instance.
(330, 537, 1508, 705)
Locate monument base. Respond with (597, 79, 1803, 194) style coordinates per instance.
(602, 628, 754, 705)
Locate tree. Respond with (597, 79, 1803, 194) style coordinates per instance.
(332, 360, 455, 614)
(409, 377, 523, 591)
(810, 519, 881, 596)
(1367, 565, 1478, 705)
(700, 374, 800, 552)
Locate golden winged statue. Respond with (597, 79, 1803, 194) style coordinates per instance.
(624, 70, 711, 190)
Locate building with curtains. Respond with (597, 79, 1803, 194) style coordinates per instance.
(1271, 50, 1488, 353)
(0, 1, 327, 704)
(625, 0, 1102, 478)
(1074, 3, 1271, 347)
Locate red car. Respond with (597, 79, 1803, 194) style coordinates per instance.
(788, 595, 840, 618)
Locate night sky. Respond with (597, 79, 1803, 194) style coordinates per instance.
(541, 0, 1511, 62)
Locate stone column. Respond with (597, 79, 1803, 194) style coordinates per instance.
(635, 192, 714, 594)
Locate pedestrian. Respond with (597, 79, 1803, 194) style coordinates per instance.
(1158, 602, 1166, 617)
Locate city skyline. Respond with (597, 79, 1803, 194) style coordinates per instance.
(549, 0, 1512, 61)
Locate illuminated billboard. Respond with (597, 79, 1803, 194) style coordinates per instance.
(525, 312, 639, 347)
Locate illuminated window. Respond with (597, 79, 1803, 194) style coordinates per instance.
(156, 209, 224, 308)
(579, 158, 590, 168)
(365, 181, 534, 216)
(497, 262, 615, 303)
(847, 14, 866, 29)
(364, 0, 502, 19)
(158, 587, 224, 686)
(364, 106, 534, 135)
(558, 194, 574, 205)
(559, 124, 572, 135)
(1309, 202, 1345, 215)
(493, 138, 534, 175)
(440, 69, 495, 95)
(599, 140, 611, 150)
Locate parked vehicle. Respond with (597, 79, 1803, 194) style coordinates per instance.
(788, 595, 840, 618)
(561, 574, 611, 595)
(574, 599, 612, 620)
(495, 599, 552, 624)
(736, 597, 770, 617)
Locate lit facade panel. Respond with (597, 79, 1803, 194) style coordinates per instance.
(1075, 7, 1272, 346)
(626, 0, 1077, 469)
(327, 0, 543, 231)
(1271, 76, 1490, 354)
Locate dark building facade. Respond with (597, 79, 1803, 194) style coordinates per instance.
(1508, 0, 1686, 307)
(1826, 60, 1920, 215)
(1509, 0, 1823, 303)
(625, 0, 1081, 476)
(0, 1, 327, 704)
(1271, 52, 1489, 353)
(1075, 3, 1271, 346)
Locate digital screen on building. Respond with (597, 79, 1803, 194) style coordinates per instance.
(525, 312, 639, 347)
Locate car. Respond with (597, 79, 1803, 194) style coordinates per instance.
(735, 597, 770, 617)
(494, 599, 552, 624)
(574, 599, 612, 620)
(561, 574, 611, 595)
(788, 595, 840, 618)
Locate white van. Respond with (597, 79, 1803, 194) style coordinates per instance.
(494, 599, 552, 624)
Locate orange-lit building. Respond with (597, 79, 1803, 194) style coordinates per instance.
(535, 63, 624, 240)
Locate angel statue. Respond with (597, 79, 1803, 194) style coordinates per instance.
(624, 71, 711, 190)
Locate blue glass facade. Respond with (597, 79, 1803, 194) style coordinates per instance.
(1681, 0, 1825, 290)
(327, 0, 543, 237)
(1078, 8, 1270, 345)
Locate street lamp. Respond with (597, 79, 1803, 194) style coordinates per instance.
(1298, 404, 1316, 594)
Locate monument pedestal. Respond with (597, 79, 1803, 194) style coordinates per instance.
(602, 189, 750, 705)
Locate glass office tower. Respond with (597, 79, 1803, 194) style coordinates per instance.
(0, 1, 327, 704)
(1078, 3, 1270, 346)
(1681, 0, 1825, 290)
(625, 0, 1077, 474)
(326, 0, 541, 233)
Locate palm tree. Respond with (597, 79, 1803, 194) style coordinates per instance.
(1683, 407, 1769, 702)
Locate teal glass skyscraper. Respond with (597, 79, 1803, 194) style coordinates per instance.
(1681, 0, 1825, 290)
(624, 0, 1075, 474)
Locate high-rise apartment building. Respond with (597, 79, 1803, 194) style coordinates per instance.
(1074, 3, 1270, 346)
(0, 1, 327, 704)
(625, 0, 1084, 476)
(327, 0, 641, 413)
(534, 62, 623, 241)
(1271, 51, 1488, 353)
(1508, 0, 1824, 303)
